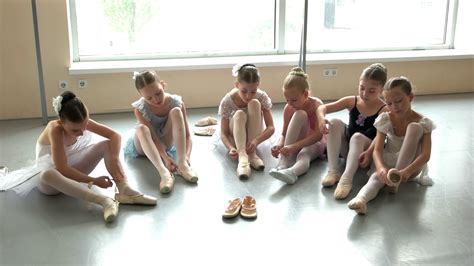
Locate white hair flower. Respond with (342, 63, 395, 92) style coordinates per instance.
(232, 63, 244, 77)
(132, 71, 140, 80)
(52, 95, 63, 114)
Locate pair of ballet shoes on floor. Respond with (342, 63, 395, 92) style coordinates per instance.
(222, 196, 257, 219)
(194, 116, 217, 136)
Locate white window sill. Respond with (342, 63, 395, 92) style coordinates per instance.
(69, 49, 474, 75)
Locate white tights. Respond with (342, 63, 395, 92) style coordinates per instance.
(277, 110, 325, 176)
(230, 99, 262, 162)
(326, 118, 372, 184)
(354, 123, 425, 203)
(134, 106, 191, 177)
(38, 140, 138, 207)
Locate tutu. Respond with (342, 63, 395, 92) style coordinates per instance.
(0, 131, 95, 196)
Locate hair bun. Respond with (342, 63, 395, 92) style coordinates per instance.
(289, 67, 308, 78)
(61, 91, 76, 104)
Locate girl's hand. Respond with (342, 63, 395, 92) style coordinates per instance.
(93, 176, 113, 188)
(163, 156, 177, 172)
(271, 145, 282, 158)
(246, 139, 258, 154)
(377, 167, 389, 185)
(280, 144, 297, 157)
(358, 151, 371, 168)
(229, 148, 238, 160)
(399, 169, 409, 182)
(319, 119, 331, 135)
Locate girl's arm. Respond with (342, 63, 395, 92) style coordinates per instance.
(87, 119, 121, 159)
(271, 105, 291, 158)
(180, 102, 193, 161)
(87, 119, 125, 182)
(358, 106, 390, 168)
(49, 123, 112, 188)
(317, 96, 354, 134)
(372, 130, 389, 184)
(400, 133, 432, 182)
(359, 140, 376, 168)
(220, 117, 234, 150)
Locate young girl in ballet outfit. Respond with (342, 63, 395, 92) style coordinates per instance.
(218, 63, 275, 180)
(0, 91, 156, 223)
(124, 70, 198, 194)
(269, 67, 326, 184)
(317, 63, 388, 199)
(348, 76, 435, 214)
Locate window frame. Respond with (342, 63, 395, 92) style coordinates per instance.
(69, 0, 459, 63)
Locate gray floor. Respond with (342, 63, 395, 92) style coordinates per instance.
(0, 93, 473, 265)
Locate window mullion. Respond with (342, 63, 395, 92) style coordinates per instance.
(275, 0, 286, 54)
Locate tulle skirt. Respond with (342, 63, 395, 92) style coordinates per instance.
(0, 131, 95, 196)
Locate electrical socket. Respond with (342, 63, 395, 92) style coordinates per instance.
(323, 68, 338, 77)
(58, 80, 68, 90)
(78, 80, 88, 89)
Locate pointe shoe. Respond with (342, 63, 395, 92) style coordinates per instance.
(240, 196, 257, 219)
(334, 181, 352, 199)
(115, 193, 157, 205)
(160, 174, 176, 193)
(222, 198, 242, 219)
(347, 197, 367, 215)
(269, 168, 298, 185)
(321, 172, 340, 187)
(237, 161, 251, 180)
(177, 168, 198, 183)
(387, 168, 402, 186)
(103, 199, 119, 223)
(249, 154, 265, 171)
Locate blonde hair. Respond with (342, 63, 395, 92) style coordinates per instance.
(283, 67, 309, 93)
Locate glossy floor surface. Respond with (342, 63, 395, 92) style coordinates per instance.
(1, 93, 473, 265)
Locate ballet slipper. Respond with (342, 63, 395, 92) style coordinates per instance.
(195, 116, 218, 127)
(237, 161, 251, 180)
(347, 197, 367, 215)
(334, 180, 352, 199)
(103, 199, 119, 223)
(115, 193, 157, 205)
(321, 171, 340, 187)
(177, 167, 198, 183)
(194, 126, 216, 136)
(160, 174, 176, 193)
(222, 198, 242, 219)
(240, 196, 257, 219)
(249, 154, 265, 171)
(387, 168, 402, 186)
(269, 168, 298, 185)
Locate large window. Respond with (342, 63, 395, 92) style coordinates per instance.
(70, 0, 458, 62)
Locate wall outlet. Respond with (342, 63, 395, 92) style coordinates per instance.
(58, 80, 68, 90)
(323, 68, 338, 77)
(78, 80, 88, 89)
